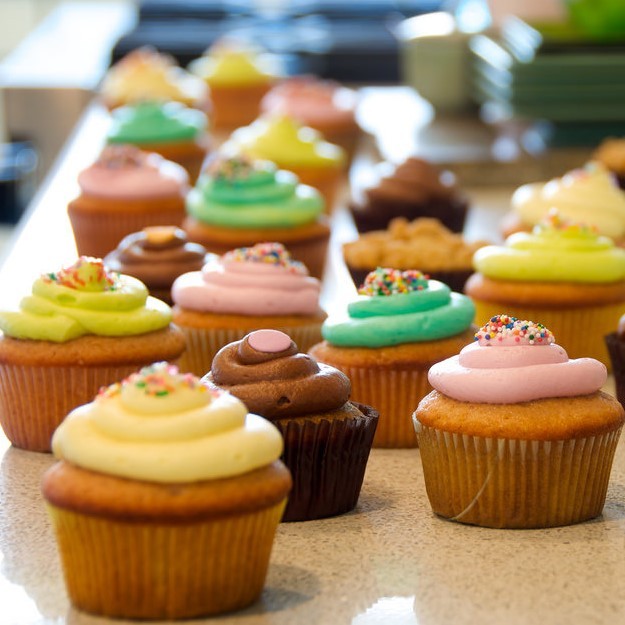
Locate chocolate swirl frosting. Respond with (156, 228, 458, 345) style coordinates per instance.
(206, 330, 351, 420)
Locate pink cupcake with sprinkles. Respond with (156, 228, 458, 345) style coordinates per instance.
(413, 314, 625, 528)
(171, 242, 327, 376)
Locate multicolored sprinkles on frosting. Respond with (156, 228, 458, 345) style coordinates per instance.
(475, 314, 555, 346)
(43, 257, 119, 292)
(222, 242, 306, 273)
(204, 154, 257, 182)
(358, 267, 429, 297)
(537, 207, 597, 235)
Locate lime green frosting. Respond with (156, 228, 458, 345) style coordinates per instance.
(107, 101, 206, 145)
(229, 115, 345, 167)
(474, 212, 625, 282)
(0, 258, 172, 342)
(322, 269, 475, 348)
(186, 156, 324, 227)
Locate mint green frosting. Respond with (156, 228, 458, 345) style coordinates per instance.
(107, 101, 206, 145)
(186, 159, 324, 228)
(322, 280, 475, 348)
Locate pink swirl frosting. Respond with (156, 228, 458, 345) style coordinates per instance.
(78, 145, 189, 199)
(428, 315, 607, 404)
(171, 242, 321, 315)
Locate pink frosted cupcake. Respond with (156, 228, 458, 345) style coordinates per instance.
(171, 242, 327, 376)
(68, 145, 190, 258)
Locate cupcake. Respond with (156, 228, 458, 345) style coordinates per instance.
(343, 217, 490, 293)
(67, 145, 190, 258)
(309, 268, 475, 448)
(0, 257, 186, 452)
(260, 76, 362, 160)
(106, 101, 210, 183)
(205, 329, 378, 521)
(183, 154, 330, 279)
(225, 115, 346, 213)
(172, 242, 327, 377)
(502, 162, 625, 242)
(42, 362, 291, 618)
(103, 226, 209, 305)
(465, 210, 625, 369)
(349, 157, 469, 234)
(414, 314, 625, 528)
(188, 39, 281, 130)
(593, 138, 625, 190)
(100, 46, 210, 113)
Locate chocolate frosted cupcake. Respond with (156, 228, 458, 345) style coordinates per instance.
(104, 226, 209, 304)
(350, 157, 468, 233)
(606, 313, 625, 408)
(205, 329, 378, 522)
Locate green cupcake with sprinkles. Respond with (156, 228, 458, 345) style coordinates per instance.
(309, 267, 475, 448)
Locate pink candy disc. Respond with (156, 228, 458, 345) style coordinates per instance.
(248, 329, 291, 353)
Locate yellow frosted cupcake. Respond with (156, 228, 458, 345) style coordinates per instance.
(414, 315, 625, 528)
(465, 210, 625, 368)
(225, 114, 346, 212)
(42, 362, 291, 618)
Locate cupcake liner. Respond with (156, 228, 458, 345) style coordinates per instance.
(415, 423, 622, 528)
(210, 83, 272, 130)
(177, 322, 324, 378)
(46, 499, 286, 619)
(276, 402, 378, 522)
(472, 300, 625, 371)
(0, 362, 145, 452)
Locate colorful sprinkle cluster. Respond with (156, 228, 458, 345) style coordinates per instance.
(43, 257, 119, 292)
(358, 267, 429, 297)
(536, 208, 597, 236)
(96, 144, 145, 169)
(223, 242, 306, 274)
(475, 314, 555, 346)
(205, 154, 257, 182)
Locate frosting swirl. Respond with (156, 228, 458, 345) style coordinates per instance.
(474, 209, 625, 282)
(51, 362, 284, 482)
(511, 162, 625, 239)
(322, 268, 475, 348)
(206, 329, 351, 420)
(104, 227, 208, 289)
(0, 257, 172, 342)
(77, 145, 189, 199)
(428, 315, 607, 403)
(186, 155, 324, 227)
(172, 242, 321, 315)
(107, 101, 207, 145)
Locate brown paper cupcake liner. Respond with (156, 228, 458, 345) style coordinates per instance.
(275, 402, 378, 522)
(472, 300, 625, 371)
(415, 423, 622, 528)
(0, 363, 146, 452)
(177, 322, 324, 377)
(46, 499, 286, 619)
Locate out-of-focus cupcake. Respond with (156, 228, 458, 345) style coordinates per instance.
(42, 362, 291, 619)
(0, 257, 186, 452)
(343, 217, 490, 293)
(502, 162, 625, 242)
(100, 46, 211, 113)
(349, 157, 469, 233)
(415, 314, 625, 528)
(260, 76, 361, 160)
(103, 226, 208, 305)
(309, 268, 475, 448)
(465, 210, 625, 369)
(188, 39, 281, 130)
(593, 138, 625, 190)
(225, 115, 346, 212)
(172, 242, 326, 377)
(68, 145, 189, 258)
(183, 154, 330, 279)
(106, 101, 210, 182)
(205, 329, 378, 521)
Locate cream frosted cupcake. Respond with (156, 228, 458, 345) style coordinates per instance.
(0, 257, 185, 452)
(465, 210, 625, 368)
(172, 242, 326, 377)
(42, 362, 291, 618)
(309, 268, 475, 448)
(502, 162, 625, 242)
(414, 315, 625, 528)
